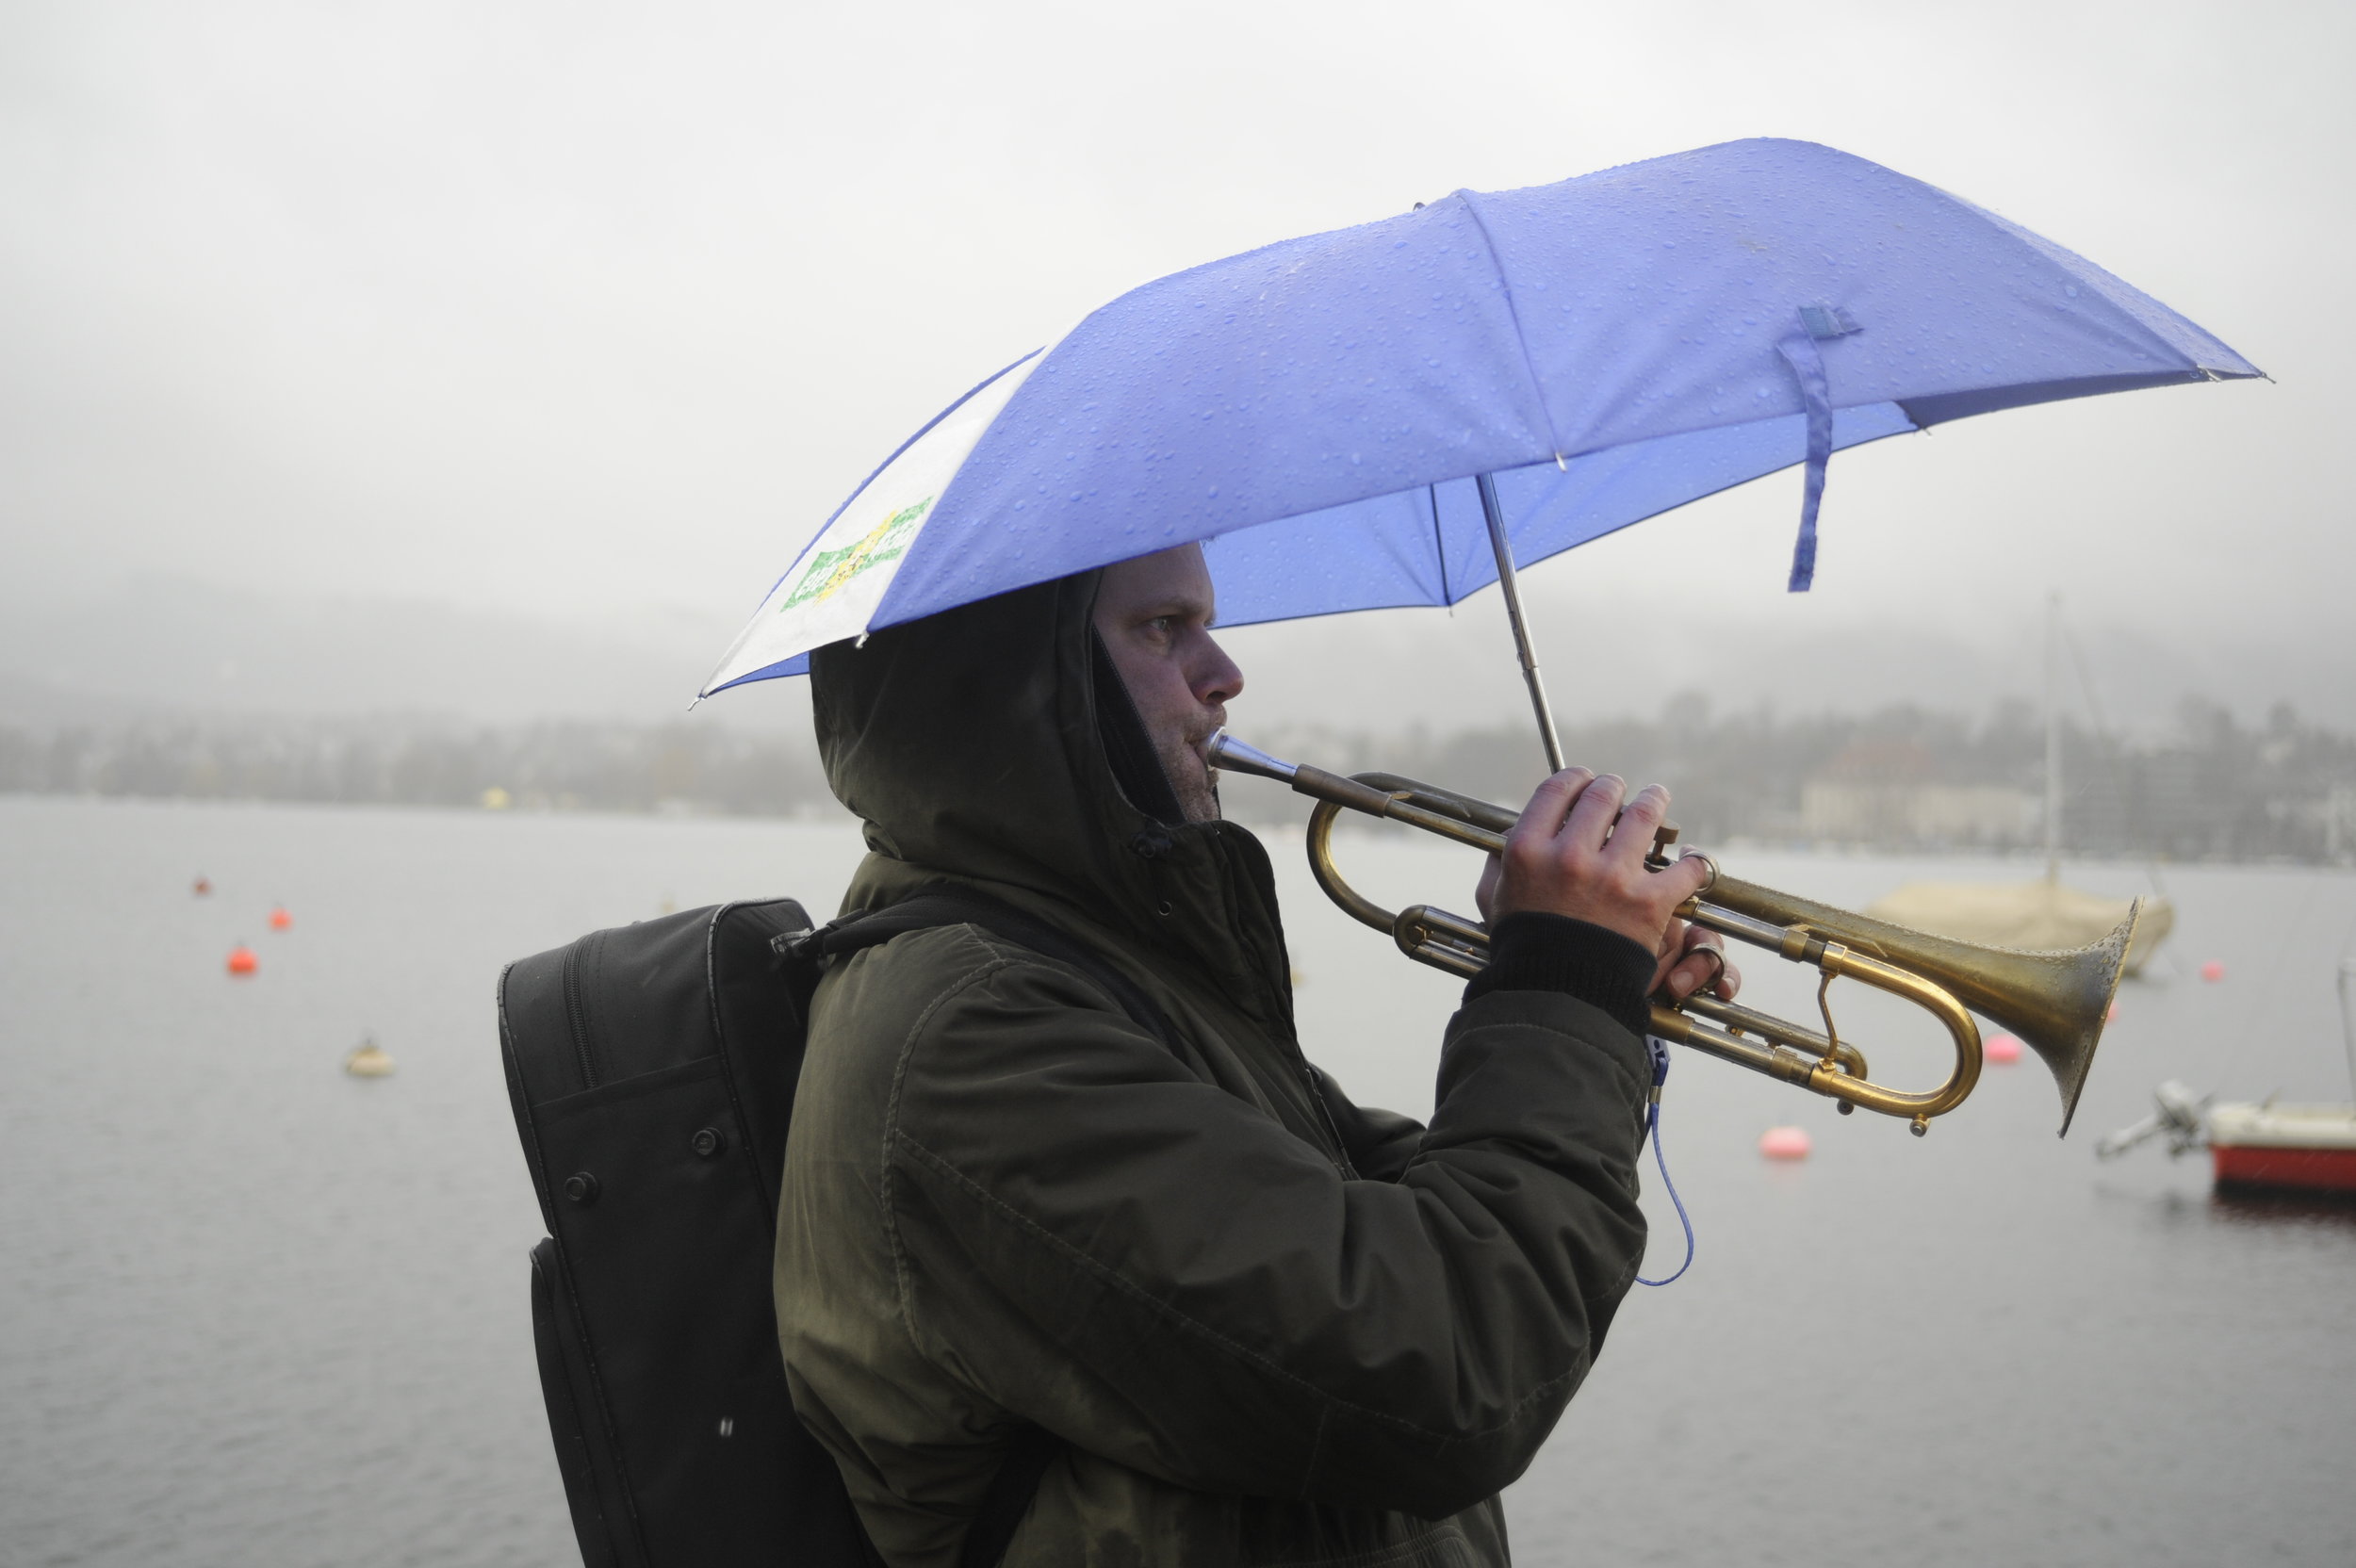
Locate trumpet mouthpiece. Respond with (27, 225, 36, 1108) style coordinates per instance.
(1205, 729, 1298, 783)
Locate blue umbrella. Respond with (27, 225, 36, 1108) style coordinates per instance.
(701, 138, 2256, 762)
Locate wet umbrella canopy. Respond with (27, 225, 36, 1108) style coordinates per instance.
(700, 138, 2257, 700)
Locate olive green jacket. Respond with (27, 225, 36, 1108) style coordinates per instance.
(776, 573, 1653, 1567)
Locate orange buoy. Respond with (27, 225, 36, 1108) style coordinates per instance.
(1759, 1125, 1812, 1160)
(2199, 960, 2225, 983)
(1986, 1033, 2023, 1064)
(192, 876, 213, 897)
(226, 944, 258, 976)
(268, 906, 293, 931)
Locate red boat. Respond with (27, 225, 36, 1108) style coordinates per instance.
(2206, 1102, 2356, 1196)
(2097, 959, 2356, 1198)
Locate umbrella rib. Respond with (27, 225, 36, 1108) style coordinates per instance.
(1453, 190, 1567, 465)
(1455, 192, 1568, 772)
(1427, 483, 1448, 604)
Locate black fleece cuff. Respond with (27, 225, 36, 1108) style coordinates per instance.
(1464, 912, 1657, 1038)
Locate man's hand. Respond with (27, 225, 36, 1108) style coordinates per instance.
(1474, 769, 1739, 1004)
(1652, 918, 1741, 1006)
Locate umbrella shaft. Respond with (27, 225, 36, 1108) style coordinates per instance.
(1477, 471, 1565, 774)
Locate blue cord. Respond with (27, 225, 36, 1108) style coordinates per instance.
(1635, 1037, 1695, 1286)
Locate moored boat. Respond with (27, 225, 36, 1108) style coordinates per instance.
(2207, 1102, 2356, 1196)
(1869, 877, 2173, 977)
(1865, 598, 2173, 975)
(2097, 959, 2356, 1197)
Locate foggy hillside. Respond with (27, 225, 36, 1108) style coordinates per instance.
(5, 572, 2348, 742)
(0, 575, 808, 733)
(8, 574, 2352, 867)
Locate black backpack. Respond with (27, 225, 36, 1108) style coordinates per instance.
(498, 889, 1177, 1568)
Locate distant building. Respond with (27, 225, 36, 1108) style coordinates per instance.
(2325, 785, 2356, 864)
(1800, 740, 2037, 848)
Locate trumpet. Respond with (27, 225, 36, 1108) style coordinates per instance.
(1209, 730, 2137, 1137)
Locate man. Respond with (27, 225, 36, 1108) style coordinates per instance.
(777, 543, 1737, 1567)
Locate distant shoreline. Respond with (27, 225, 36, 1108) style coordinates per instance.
(20, 701, 2350, 862)
(7, 788, 2350, 872)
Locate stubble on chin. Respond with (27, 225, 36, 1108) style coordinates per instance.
(1162, 738, 1221, 824)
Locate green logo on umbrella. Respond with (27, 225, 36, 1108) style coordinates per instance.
(781, 497, 933, 612)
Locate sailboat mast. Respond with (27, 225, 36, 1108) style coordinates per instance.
(2044, 593, 2062, 883)
(2339, 958, 2356, 1103)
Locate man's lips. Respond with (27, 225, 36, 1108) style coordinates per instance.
(1186, 715, 1224, 773)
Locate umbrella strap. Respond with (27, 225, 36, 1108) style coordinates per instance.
(1775, 304, 1860, 593)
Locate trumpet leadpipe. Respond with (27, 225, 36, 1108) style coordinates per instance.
(1210, 732, 1510, 853)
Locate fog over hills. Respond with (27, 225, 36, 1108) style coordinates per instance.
(4, 571, 2348, 745)
(9, 572, 2349, 865)
(1219, 586, 2356, 741)
(6, 5, 2348, 770)
(0, 575, 805, 733)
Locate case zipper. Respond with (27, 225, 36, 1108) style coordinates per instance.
(560, 941, 599, 1090)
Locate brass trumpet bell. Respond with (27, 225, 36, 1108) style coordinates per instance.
(1672, 870, 2135, 1135)
(1209, 730, 2133, 1136)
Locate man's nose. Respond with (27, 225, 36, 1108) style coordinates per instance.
(1193, 634, 1244, 707)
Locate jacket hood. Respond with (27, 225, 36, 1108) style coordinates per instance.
(810, 572, 1295, 1025)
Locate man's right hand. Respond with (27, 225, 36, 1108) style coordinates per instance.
(1473, 769, 1715, 962)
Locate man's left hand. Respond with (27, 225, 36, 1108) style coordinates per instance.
(1653, 920, 1739, 1005)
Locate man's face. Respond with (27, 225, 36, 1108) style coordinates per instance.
(1091, 544, 1244, 824)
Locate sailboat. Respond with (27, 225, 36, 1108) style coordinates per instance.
(1866, 596, 2174, 975)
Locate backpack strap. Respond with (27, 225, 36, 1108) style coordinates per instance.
(777, 889, 1184, 1054)
(774, 887, 1181, 1568)
(957, 1424, 1060, 1568)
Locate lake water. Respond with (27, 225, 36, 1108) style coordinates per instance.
(4, 794, 2353, 1567)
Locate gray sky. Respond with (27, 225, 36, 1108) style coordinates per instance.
(2, 1, 2348, 731)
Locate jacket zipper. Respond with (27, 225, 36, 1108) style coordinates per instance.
(1298, 1064, 1357, 1177)
(560, 941, 599, 1090)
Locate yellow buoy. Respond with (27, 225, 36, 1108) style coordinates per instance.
(345, 1038, 397, 1078)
